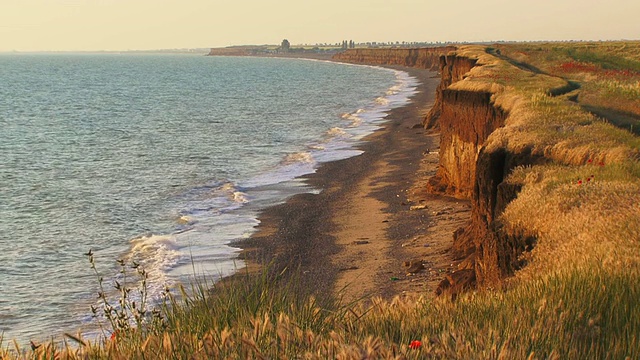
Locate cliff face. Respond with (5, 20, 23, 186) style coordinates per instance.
(333, 47, 535, 290)
(208, 47, 255, 56)
(424, 53, 523, 288)
(427, 87, 507, 199)
(454, 143, 543, 287)
(332, 47, 456, 71)
(423, 55, 477, 129)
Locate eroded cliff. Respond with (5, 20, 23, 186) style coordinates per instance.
(334, 47, 521, 289)
(333, 46, 640, 294)
(416, 50, 523, 289)
(332, 47, 455, 70)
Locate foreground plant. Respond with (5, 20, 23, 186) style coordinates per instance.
(86, 249, 168, 341)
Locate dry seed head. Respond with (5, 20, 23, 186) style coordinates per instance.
(162, 333, 172, 354)
(220, 327, 232, 349)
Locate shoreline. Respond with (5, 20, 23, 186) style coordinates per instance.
(235, 64, 470, 301)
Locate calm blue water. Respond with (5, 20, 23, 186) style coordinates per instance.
(0, 53, 417, 343)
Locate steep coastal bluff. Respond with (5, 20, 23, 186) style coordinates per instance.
(332, 47, 455, 71)
(333, 46, 640, 292)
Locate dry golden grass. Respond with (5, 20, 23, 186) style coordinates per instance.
(504, 165, 640, 280)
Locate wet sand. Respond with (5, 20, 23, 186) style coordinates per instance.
(236, 66, 471, 302)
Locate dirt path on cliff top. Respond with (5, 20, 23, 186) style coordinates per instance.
(239, 66, 471, 302)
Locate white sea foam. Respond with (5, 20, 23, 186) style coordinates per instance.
(241, 151, 317, 188)
(218, 182, 236, 193)
(349, 118, 363, 127)
(177, 215, 195, 225)
(232, 191, 249, 204)
(386, 85, 402, 95)
(374, 96, 390, 105)
(282, 151, 314, 165)
(214, 182, 251, 207)
(326, 127, 349, 137)
(126, 233, 183, 285)
(129, 234, 181, 257)
(341, 113, 363, 127)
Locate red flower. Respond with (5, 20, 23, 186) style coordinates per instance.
(599, 162, 605, 167)
(587, 159, 593, 164)
(409, 340, 422, 349)
(110, 331, 118, 341)
(577, 180, 582, 185)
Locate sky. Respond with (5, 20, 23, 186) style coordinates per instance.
(1, 0, 639, 52)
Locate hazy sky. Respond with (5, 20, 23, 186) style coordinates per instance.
(1, 0, 639, 51)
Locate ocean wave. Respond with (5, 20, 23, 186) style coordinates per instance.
(175, 181, 252, 226)
(126, 233, 183, 284)
(281, 151, 314, 165)
(326, 127, 349, 137)
(374, 96, 390, 106)
(177, 214, 194, 224)
(386, 85, 402, 95)
(232, 191, 249, 204)
(341, 113, 363, 127)
(342, 109, 365, 118)
(213, 182, 251, 206)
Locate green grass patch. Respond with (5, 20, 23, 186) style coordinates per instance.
(564, 48, 640, 72)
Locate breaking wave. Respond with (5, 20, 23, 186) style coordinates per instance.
(282, 151, 314, 165)
(326, 127, 349, 137)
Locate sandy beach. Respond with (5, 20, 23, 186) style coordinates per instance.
(238, 66, 471, 302)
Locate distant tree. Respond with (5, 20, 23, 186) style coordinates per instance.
(349, 40, 355, 48)
(281, 39, 290, 53)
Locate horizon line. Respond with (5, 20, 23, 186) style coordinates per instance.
(2, 38, 639, 54)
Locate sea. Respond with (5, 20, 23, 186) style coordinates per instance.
(0, 53, 418, 344)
